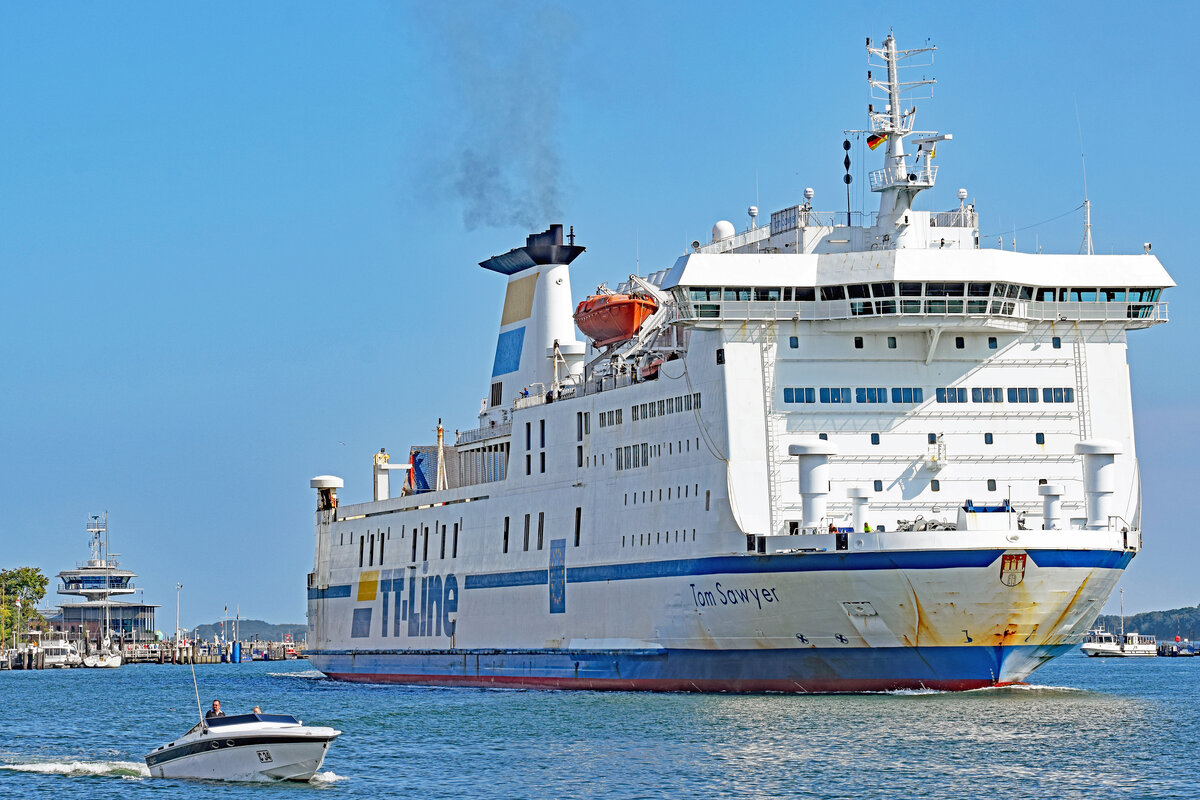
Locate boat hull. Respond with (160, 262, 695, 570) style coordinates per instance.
(309, 545, 1130, 693)
(311, 642, 1076, 692)
(146, 736, 334, 782)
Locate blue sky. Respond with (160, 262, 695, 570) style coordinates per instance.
(1, 2, 1195, 627)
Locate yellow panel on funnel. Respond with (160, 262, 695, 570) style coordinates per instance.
(500, 272, 539, 326)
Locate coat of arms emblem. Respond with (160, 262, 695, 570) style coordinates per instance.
(999, 553, 1027, 587)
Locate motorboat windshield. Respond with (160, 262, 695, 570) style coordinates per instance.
(206, 713, 301, 727)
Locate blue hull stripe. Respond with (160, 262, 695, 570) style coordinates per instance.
(311, 548, 1130, 599)
(309, 643, 1078, 692)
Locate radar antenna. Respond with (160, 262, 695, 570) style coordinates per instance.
(849, 33, 953, 233)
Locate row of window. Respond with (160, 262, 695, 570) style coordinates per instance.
(936, 387, 1076, 404)
(870, 478, 1001, 493)
(784, 387, 926, 405)
(631, 392, 702, 421)
(616, 443, 652, 471)
(501, 508, 584, 553)
(625, 485, 708, 508)
(623, 529, 697, 547)
(348, 522, 461, 567)
(690, 283, 1163, 303)
(598, 408, 623, 428)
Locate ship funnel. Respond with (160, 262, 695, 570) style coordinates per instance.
(789, 440, 838, 529)
(1074, 440, 1123, 530)
(480, 225, 585, 411)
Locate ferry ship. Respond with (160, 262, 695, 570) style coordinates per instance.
(305, 34, 1172, 691)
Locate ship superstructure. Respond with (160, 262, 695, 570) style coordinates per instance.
(306, 34, 1172, 691)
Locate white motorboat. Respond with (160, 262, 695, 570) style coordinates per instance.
(1081, 628, 1121, 657)
(40, 638, 82, 668)
(145, 713, 340, 781)
(1082, 589, 1157, 657)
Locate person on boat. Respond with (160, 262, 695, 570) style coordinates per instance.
(253, 706, 262, 714)
(205, 700, 225, 718)
(863, 522, 873, 533)
(828, 522, 837, 534)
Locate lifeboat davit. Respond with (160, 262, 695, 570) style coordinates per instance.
(573, 293, 658, 347)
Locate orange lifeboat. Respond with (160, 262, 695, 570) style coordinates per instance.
(574, 293, 658, 347)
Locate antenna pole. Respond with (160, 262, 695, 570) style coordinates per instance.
(1075, 98, 1094, 255)
(192, 661, 205, 729)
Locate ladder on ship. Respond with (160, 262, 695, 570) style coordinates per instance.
(1073, 339, 1092, 440)
(759, 324, 784, 535)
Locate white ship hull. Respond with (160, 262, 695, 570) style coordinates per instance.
(309, 530, 1130, 691)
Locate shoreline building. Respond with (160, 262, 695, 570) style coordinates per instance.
(46, 514, 157, 645)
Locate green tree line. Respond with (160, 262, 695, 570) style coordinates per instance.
(1095, 604, 1200, 642)
(0, 567, 49, 646)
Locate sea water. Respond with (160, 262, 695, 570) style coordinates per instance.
(1, 655, 1197, 799)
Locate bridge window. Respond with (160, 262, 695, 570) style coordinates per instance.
(820, 387, 851, 404)
(724, 287, 752, 301)
(890, 387, 924, 403)
(794, 287, 816, 301)
(820, 285, 846, 301)
(848, 284, 871, 299)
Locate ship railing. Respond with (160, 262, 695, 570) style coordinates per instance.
(695, 225, 771, 254)
(930, 209, 978, 228)
(869, 162, 938, 191)
(682, 298, 1168, 324)
(456, 421, 513, 446)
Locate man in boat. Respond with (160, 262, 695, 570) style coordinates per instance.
(205, 700, 225, 718)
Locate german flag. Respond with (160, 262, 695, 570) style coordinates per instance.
(867, 133, 888, 150)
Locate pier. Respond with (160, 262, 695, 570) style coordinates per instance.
(3, 639, 303, 670)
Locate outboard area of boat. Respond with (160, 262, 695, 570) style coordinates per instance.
(145, 712, 341, 781)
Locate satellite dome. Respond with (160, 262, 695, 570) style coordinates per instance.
(804, 187, 815, 201)
(958, 188, 968, 201)
(712, 220, 736, 242)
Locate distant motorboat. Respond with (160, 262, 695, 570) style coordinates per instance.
(40, 638, 82, 668)
(145, 713, 340, 782)
(1081, 628, 1120, 657)
(1082, 588, 1156, 657)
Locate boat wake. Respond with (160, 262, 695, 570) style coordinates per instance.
(879, 683, 1088, 697)
(310, 771, 348, 784)
(268, 668, 326, 679)
(0, 760, 150, 779)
